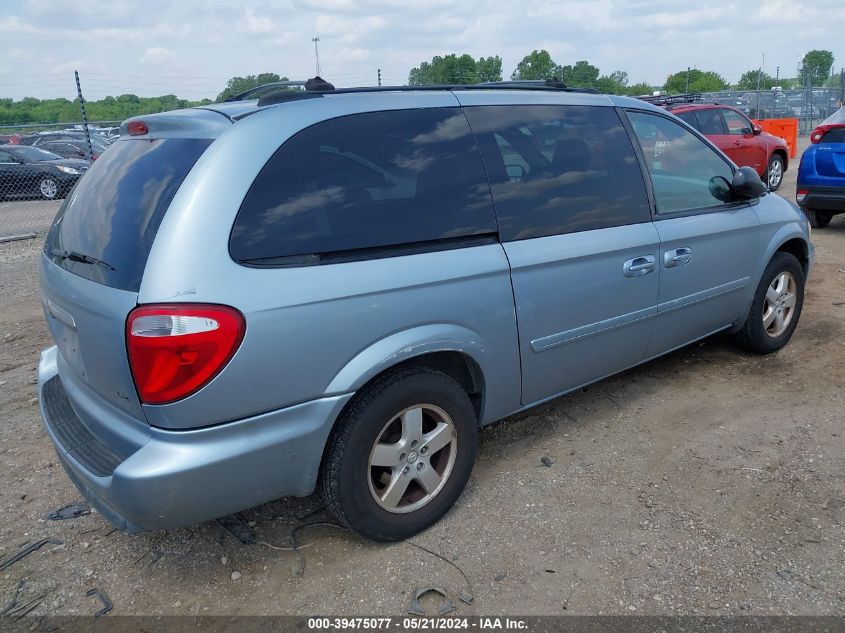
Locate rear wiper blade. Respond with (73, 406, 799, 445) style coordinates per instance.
(50, 249, 115, 271)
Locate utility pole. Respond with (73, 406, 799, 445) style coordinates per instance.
(840, 68, 844, 107)
(775, 66, 779, 85)
(685, 66, 690, 93)
(74, 70, 94, 163)
(312, 37, 321, 77)
(377, 68, 381, 87)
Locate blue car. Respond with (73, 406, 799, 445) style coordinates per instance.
(797, 106, 845, 227)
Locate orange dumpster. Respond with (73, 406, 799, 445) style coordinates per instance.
(752, 118, 798, 159)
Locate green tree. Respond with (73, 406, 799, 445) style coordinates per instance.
(565, 60, 601, 87)
(476, 56, 503, 83)
(593, 70, 629, 94)
(799, 50, 834, 86)
(0, 93, 218, 126)
(216, 73, 287, 101)
(736, 69, 775, 90)
(511, 50, 561, 80)
(664, 68, 728, 93)
(626, 81, 655, 96)
(408, 54, 495, 85)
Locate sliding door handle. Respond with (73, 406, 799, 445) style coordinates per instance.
(623, 255, 656, 277)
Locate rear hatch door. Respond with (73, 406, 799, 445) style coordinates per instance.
(41, 134, 215, 420)
(815, 127, 845, 178)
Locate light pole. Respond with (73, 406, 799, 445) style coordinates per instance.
(312, 37, 321, 77)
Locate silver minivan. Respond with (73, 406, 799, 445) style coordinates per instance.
(38, 80, 813, 541)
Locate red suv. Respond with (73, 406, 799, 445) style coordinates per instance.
(668, 103, 789, 191)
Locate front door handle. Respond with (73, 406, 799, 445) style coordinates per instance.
(664, 247, 692, 268)
(623, 255, 656, 277)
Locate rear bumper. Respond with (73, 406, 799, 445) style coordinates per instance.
(38, 346, 352, 532)
(797, 186, 845, 213)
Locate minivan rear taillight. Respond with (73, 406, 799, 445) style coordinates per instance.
(126, 304, 245, 405)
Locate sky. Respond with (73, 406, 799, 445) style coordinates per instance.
(1, 0, 843, 101)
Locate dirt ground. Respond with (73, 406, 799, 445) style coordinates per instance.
(0, 151, 843, 618)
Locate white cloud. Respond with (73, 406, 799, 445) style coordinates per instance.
(140, 47, 175, 65)
(0, 0, 841, 101)
(236, 8, 277, 34)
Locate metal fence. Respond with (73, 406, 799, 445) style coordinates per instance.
(700, 88, 843, 133)
(0, 121, 120, 240)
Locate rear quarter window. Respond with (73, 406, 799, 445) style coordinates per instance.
(229, 107, 497, 264)
(44, 138, 211, 291)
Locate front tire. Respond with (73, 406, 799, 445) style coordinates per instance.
(766, 155, 785, 191)
(321, 366, 477, 541)
(733, 252, 804, 354)
(804, 208, 832, 229)
(38, 175, 59, 200)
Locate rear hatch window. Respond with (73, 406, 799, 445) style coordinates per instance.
(45, 138, 212, 292)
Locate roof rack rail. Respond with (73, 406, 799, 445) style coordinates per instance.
(226, 78, 335, 102)
(229, 76, 605, 107)
(638, 92, 703, 107)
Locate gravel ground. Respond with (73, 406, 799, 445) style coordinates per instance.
(0, 146, 843, 617)
(0, 199, 61, 240)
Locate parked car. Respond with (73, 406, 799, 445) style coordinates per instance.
(670, 104, 789, 191)
(21, 131, 110, 155)
(38, 81, 813, 541)
(797, 106, 845, 227)
(742, 91, 795, 120)
(36, 139, 99, 161)
(0, 144, 88, 200)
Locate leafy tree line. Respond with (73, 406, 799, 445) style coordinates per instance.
(1, 49, 837, 126)
(0, 94, 212, 126)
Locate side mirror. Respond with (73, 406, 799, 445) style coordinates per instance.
(752, 124, 763, 136)
(731, 166, 766, 199)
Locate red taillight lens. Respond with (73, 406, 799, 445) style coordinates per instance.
(126, 304, 245, 405)
(810, 123, 845, 144)
(796, 190, 807, 202)
(127, 120, 148, 136)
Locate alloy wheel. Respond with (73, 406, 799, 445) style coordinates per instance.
(768, 159, 783, 190)
(763, 271, 797, 338)
(40, 178, 58, 199)
(367, 404, 457, 514)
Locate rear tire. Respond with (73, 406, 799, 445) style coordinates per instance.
(766, 154, 785, 191)
(804, 209, 832, 229)
(733, 252, 804, 354)
(320, 366, 477, 541)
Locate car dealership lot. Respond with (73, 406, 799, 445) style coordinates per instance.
(0, 156, 842, 616)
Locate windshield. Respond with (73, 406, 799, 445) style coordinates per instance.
(10, 145, 61, 162)
(823, 106, 845, 125)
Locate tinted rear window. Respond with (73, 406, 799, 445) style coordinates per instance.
(45, 138, 211, 291)
(230, 108, 496, 264)
(464, 105, 651, 241)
